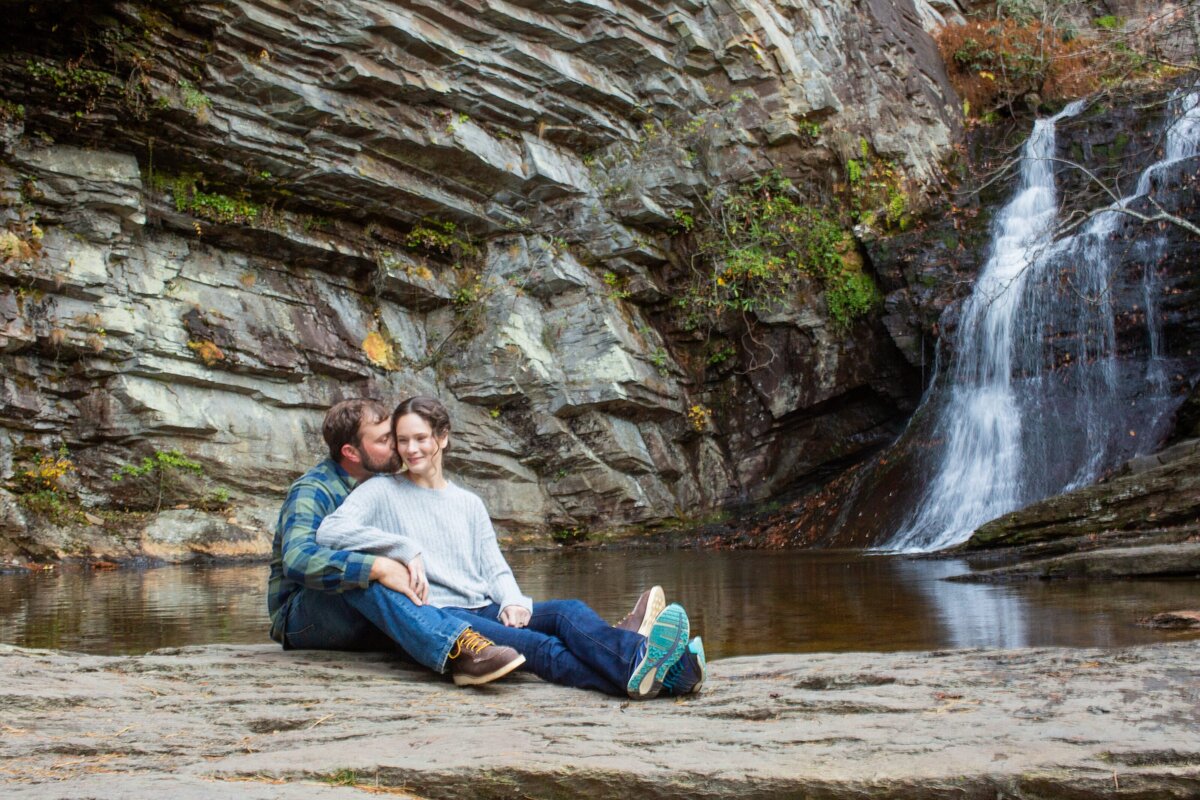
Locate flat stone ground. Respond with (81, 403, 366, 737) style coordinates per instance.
(1, 641, 1198, 799)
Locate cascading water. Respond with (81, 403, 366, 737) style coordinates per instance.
(883, 91, 1200, 553)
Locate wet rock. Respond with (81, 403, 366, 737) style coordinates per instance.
(1, 641, 1197, 798)
(963, 438, 1200, 551)
(1138, 610, 1200, 630)
(141, 509, 274, 562)
(950, 542, 1200, 582)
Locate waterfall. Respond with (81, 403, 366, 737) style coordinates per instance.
(882, 92, 1200, 553)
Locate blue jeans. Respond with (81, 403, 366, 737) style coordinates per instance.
(445, 599, 644, 696)
(282, 584, 468, 674)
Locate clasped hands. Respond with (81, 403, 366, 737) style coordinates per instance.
(369, 554, 429, 605)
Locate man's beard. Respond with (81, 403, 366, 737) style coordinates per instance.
(361, 449, 402, 474)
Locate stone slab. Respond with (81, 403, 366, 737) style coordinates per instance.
(1, 641, 1197, 798)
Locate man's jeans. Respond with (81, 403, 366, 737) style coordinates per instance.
(445, 599, 644, 696)
(282, 584, 468, 673)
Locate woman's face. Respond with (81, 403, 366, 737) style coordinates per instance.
(394, 412, 448, 477)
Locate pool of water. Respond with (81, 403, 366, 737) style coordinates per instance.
(1, 549, 1196, 657)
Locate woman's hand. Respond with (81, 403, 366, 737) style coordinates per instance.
(500, 605, 531, 628)
(407, 554, 429, 603)
(369, 557, 422, 606)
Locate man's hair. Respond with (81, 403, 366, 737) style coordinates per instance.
(323, 399, 390, 462)
(391, 395, 452, 452)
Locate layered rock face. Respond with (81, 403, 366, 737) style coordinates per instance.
(0, 0, 962, 557)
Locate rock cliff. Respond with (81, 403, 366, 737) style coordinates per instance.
(0, 0, 964, 559)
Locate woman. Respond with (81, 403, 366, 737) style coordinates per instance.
(316, 395, 705, 699)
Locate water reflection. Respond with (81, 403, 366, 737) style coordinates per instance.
(0, 564, 267, 655)
(895, 558, 1031, 649)
(1, 550, 1196, 657)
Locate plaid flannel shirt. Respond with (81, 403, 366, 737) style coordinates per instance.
(267, 459, 377, 643)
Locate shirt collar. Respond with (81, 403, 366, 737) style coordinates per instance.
(323, 458, 358, 489)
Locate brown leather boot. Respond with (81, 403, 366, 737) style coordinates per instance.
(614, 586, 666, 637)
(448, 629, 525, 686)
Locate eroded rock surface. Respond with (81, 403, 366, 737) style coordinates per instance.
(0, 0, 964, 558)
(1, 641, 1198, 798)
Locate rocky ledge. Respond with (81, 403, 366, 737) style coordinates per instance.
(2, 641, 1198, 799)
(945, 437, 1200, 582)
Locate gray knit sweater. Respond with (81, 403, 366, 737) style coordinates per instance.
(315, 474, 532, 612)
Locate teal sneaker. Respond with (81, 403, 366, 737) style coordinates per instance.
(662, 636, 706, 696)
(626, 603, 689, 700)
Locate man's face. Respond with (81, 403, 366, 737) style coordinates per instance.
(354, 417, 401, 473)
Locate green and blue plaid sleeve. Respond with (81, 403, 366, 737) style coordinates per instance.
(278, 478, 377, 592)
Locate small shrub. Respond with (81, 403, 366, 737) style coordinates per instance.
(151, 172, 261, 226)
(362, 330, 401, 371)
(0, 99, 24, 123)
(14, 445, 75, 494)
(826, 270, 883, 329)
(936, 19, 1095, 116)
(0, 230, 33, 261)
(706, 343, 736, 366)
(687, 404, 713, 432)
(26, 59, 110, 114)
(405, 218, 478, 260)
(9, 445, 86, 524)
(551, 526, 587, 545)
(111, 449, 206, 512)
(603, 271, 631, 300)
(673, 171, 884, 332)
(177, 79, 211, 122)
(649, 347, 670, 375)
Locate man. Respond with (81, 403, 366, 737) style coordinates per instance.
(267, 398, 524, 685)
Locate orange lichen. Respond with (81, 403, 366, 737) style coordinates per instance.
(362, 330, 400, 370)
(187, 339, 225, 366)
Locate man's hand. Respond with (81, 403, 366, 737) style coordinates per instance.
(369, 556, 423, 605)
(408, 554, 429, 604)
(500, 605, 531, 628)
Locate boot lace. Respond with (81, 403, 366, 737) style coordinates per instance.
(448, 629, 493, 660)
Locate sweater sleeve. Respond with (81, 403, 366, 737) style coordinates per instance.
(472, 496, 532, 612)
(316, 477, 424, 565)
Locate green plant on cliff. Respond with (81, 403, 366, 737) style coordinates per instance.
(8, 445, 87, 524)
(602, 271, 631, 301)
(150, 172, 262, 226)
(844, 139, 913, 231)
(25, 59, 111, 116)
(677, 170, 882, 333)
(111, 449, 227, 513)
(0, 99, 24, 123)
(405, 218, 478, 263)
(177, 79, 212, 123)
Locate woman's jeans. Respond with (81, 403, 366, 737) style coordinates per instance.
(282, 583, 469, 674)
(445, 599, 644, 696)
